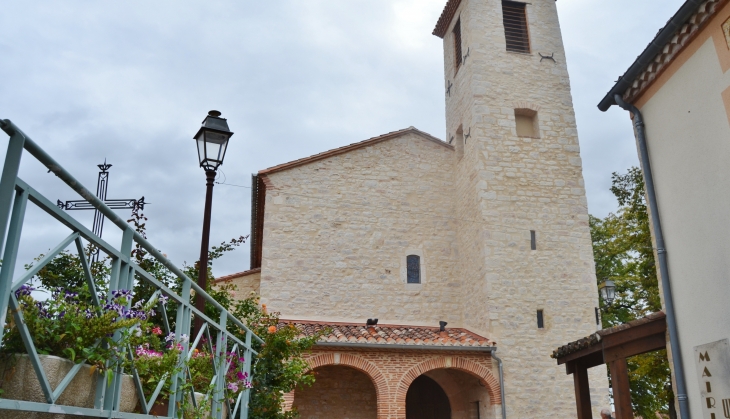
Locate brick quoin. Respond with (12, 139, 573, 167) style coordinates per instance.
(295, 348, 501, 419)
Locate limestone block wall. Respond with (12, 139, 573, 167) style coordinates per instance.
(440, 0, 610, 416)
(213, 269, 260, 300)
(259, 132, 462, 326)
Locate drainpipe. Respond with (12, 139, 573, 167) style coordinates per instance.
(490, 349, 507, 419)
(613, 94, 691, 419)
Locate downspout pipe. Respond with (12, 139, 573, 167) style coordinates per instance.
(490, 349, 507, 419)
(613, 94, 691, 419)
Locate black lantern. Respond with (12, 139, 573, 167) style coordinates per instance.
(599, 280, 616, 306)
(193, 110, 233, 172)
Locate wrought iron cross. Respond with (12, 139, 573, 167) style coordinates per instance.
(57, 161, 147, 263)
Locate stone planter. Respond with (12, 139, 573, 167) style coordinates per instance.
(0, 354, 138, 419)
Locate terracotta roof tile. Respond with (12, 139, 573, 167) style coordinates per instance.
(551, 311, 666, 359)
(280, 320, 493, 348)
(433, 0, 462, 38)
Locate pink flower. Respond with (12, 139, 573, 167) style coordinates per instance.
(151, 326, 162, 335)
(227, 383, 239, 392)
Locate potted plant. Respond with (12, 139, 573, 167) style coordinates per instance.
(0, 285, 153, 413)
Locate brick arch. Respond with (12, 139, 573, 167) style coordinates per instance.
(302, 352, 389, 417)
(395, 356, 502, 407)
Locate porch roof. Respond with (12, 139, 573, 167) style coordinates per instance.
(551, 311, 666, 362)
(280, 320, 494, 348)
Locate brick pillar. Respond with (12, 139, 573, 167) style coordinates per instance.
(282, 390, 294, 412)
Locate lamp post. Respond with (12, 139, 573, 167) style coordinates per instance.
(599, 279, 616, 306)
(193, 110, 233, 336)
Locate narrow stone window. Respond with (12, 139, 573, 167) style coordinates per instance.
(530, 230, 536, 250)
(595, 307, 600, 325)
(406, 255, 421, 284)
(502, 1, 530, 53)
(537, 309, 544, 329)
(453, 18, 463, 71)
(515, 109, 539, 138)
(455, 125, 464, 160)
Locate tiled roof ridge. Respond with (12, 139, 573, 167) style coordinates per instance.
(258, 127, 450, 176)
(280, 319, 494, 348)
(433, 0, 462, 38)
(213, 267, 261, 284)
(622, 0, 724, 103)
(551, 311, 666, 359)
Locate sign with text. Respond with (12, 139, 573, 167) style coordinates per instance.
(695, 339, 730, 419)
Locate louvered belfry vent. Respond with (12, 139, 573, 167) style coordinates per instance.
(502, 1, 530, 53)
(453, 18, 463, 69)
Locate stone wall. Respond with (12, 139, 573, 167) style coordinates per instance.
(440, 0, 611, 416)
(259, 131, 461, 326)
(213, 269, 260, 300)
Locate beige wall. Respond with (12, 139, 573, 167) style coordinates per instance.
(214, 271, 260, 300)
(442, 0, 609, 416)
(260, 132, 459, 326)
(636, 20, 730, 418)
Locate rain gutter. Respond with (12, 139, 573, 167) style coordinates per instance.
(613, 94, 691, 419)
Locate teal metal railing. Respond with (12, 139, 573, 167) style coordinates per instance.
(0, 119, 262, 418)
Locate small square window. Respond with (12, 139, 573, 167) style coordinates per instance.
(515, 109, 539, 138)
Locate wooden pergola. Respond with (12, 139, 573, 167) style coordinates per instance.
(552, 311, 667, 419)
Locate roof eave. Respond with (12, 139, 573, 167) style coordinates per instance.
(598, 0, 707, 111)
(315, 341, 495, 352)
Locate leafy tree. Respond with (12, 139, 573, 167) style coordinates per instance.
(590, 167, 673, 418)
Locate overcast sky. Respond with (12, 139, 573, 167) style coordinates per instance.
(0, 0, 686, 278)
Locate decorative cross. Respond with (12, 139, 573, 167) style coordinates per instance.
(57, 161, 147, 263)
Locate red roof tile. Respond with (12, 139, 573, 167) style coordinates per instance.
(280, 320, 493, 348)
(433, 0, 462, 38)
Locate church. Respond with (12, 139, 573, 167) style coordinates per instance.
(216, 0, 610, 417)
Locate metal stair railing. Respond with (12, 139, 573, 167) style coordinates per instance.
(0, 119, 262, 419)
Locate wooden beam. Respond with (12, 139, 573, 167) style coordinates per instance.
(604, 333, 666, 363)
(609, 358, 634, 419)
(601, 317, 666, 349)
(573, 364, 593, 419)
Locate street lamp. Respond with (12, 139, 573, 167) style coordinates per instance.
(193, 110, 233, 335)
(599, 279, 616, 306)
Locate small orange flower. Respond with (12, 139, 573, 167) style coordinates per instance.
(268, 325, 277, 334)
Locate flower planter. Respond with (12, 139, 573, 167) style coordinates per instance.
(0, 354, 138, 419)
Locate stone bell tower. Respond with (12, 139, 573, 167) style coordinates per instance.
(433, 0, 610, 416)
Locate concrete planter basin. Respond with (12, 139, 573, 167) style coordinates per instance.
(0, 354, 138, 419)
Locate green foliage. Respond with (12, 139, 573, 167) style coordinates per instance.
(226, 295, 320, 419)
(590, 167, 673, 418)
(1, 287, 152, 375)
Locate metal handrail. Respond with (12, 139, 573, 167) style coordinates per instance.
(0, 119, 260, 419)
